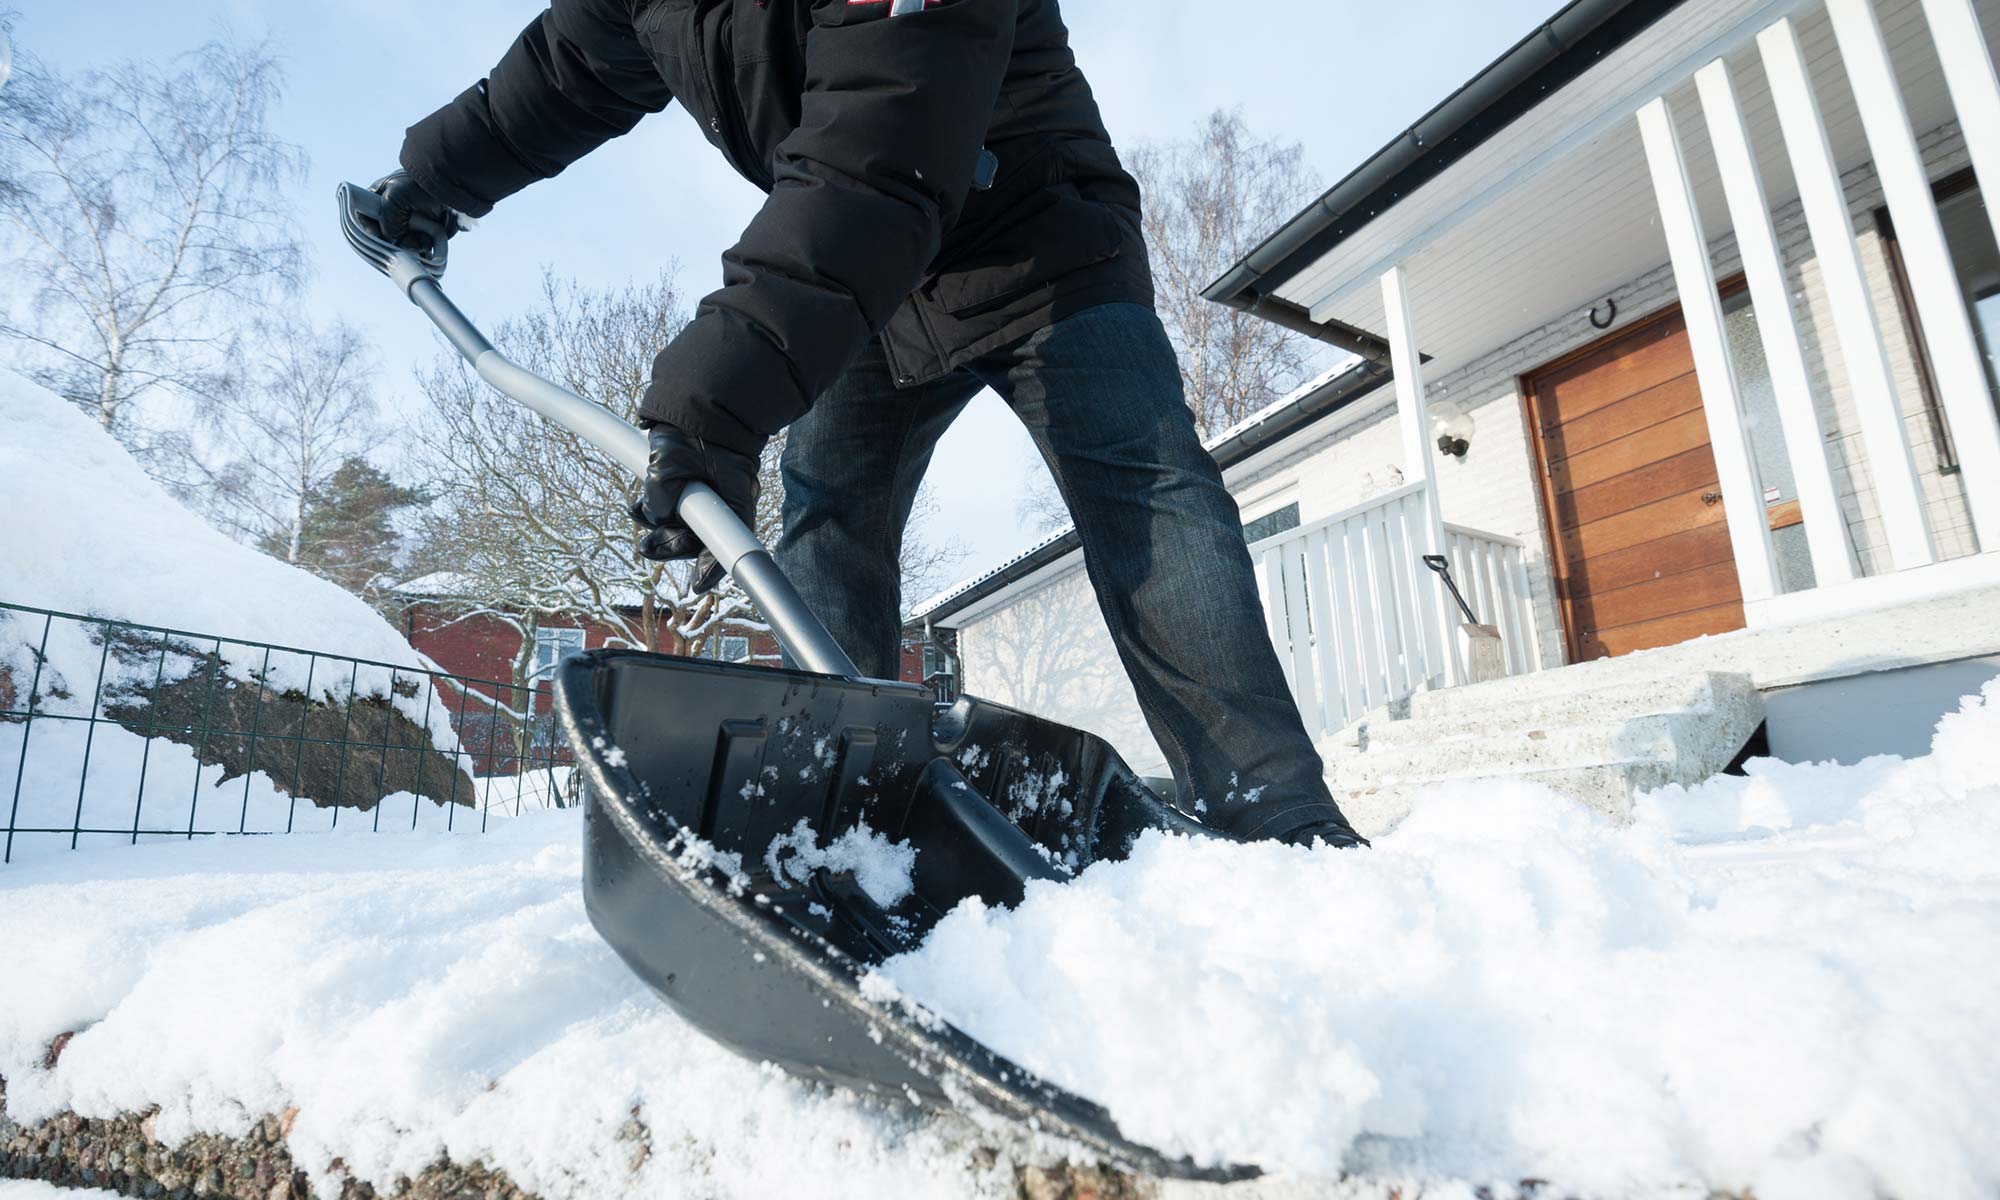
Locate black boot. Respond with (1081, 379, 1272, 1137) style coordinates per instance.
(1219, 794, 1370, 848)
(1277, 818, 1370, 849)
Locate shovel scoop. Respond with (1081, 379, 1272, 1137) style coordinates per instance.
(337, 182, 1247, 1180)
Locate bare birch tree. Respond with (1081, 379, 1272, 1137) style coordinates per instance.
(200, 320, 385, 565)
(0, 33, 304, 446)
(1129, 109, 1325, 439)
(412, 270, 964, 663)
(410, 272, 758, 669)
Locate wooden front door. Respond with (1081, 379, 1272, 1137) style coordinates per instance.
(1523, 306, 1746, 662)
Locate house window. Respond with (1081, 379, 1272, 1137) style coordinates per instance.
(1241, 501, 1301, 546)
(533, 627, 585, 675)
(717, 635, 751, 662)
(921, 641, 952, 679)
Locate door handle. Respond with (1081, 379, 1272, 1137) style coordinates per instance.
(1701, 490, 1722, 506)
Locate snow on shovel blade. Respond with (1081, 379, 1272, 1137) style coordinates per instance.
(553, 648, 1247, 1181)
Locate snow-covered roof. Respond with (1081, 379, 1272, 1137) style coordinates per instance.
(391, 571, 680, 612)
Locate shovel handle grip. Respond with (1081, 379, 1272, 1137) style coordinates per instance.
(393, 259, 861, 678)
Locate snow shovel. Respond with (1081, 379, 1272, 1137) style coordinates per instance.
(337, 183, 1247, 1182)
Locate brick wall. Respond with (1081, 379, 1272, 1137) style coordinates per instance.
(402, 601, 781, 716)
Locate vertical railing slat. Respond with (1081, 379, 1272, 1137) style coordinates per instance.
(1302, 529, 1346, 728)
(1759, 16, 1936, 570)
(1279, 543, 1321, 735)
(1828, 0, 2000, 546)
(1923, 0, 2000, 259)
(1344, 516, 1387, 708)
(1259, 544, 1295, 695)
(1694, 56, 1857, 586)
(1638, 94, 1780, 604)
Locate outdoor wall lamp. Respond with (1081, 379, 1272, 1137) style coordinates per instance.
(1437, 433, 1470, 459)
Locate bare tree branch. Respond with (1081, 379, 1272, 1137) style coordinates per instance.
(1130, 109, 1327, 440)
(0, 32, 305, 447)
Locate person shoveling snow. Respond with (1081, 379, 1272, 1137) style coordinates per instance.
(5, 683, 1999, 1199)
(336, 0, 1372, 1168)
(367, 0, 1362, 849)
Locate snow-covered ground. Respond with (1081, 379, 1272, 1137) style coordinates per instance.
(3, 684, 1997, 1200)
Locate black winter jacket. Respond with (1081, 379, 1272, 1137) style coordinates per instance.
(401, 0, 1152, 453)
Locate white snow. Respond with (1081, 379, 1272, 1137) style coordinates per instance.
(763, 818, 918, 907)
(0, 371, 458, 753)
(0, 1183, 122, 1199)
(4, 682, 1998, 1199)
(879, 681, 2000, 1198)
(0, 709, 523, 864)
(0, 819, 1005, 1200)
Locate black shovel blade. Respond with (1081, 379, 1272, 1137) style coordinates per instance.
(552, 649, 1248, 1182)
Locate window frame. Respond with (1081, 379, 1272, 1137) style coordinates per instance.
(533, 627, 586, 674)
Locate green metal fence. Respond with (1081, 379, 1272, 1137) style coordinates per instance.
(1, 600, 574, 864)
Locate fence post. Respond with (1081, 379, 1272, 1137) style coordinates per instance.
(5, 612, 55, 864)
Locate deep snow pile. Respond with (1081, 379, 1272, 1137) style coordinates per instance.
(2, 686, 1996, 1199)
(0, 820, 1008, 1200)
(0, 372, 427, 671)
(0, 372, 468, 858)
(878, 681, 2000, 1199)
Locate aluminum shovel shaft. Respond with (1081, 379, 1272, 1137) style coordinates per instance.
(339, 182, 858, 677)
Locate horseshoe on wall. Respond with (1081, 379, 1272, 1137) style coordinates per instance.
(1588, 298, 1618, 330)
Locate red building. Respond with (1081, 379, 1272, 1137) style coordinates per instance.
(393, 573, 956, 703)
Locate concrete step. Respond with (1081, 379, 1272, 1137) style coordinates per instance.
(1365, 671, 1756, 750)
(1321, 668, 1765, 839)
(1405, 667, 1753, 724)
(1336, 716, 1683, 782)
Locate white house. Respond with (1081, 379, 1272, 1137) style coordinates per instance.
(915, 0, 2000, 833)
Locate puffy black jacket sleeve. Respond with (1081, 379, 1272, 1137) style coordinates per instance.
(400, 0, 671, 217)
(638, 0, 1018, 451)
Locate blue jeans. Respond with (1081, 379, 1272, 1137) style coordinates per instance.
(775, 302, 1352, 841)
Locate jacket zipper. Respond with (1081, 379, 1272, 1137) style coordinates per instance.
(689, 1, 772, 190)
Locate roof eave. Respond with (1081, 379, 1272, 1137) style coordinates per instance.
(1203, 0, 1689, 313)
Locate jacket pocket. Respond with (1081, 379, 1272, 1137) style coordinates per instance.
(928, 184, 1123, 316)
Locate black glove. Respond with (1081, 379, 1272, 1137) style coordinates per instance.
(628, 423, 763, 593)
(371, 170, 459, 253)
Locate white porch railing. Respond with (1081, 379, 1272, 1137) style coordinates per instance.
(1250, 483, 1540, 740)
(1632, 0, 2000, 627)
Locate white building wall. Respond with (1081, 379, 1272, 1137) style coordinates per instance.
(954, 566, 1168, 775)
(950, 117, 1986, 769)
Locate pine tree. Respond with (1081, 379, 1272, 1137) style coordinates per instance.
(263, 457, 423, 608)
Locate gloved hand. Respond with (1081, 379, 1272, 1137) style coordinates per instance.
(371, 170, 459, 253)
(629, 422, 764, 593)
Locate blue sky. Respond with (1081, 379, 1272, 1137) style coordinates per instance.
(13, 0, 1562, 581)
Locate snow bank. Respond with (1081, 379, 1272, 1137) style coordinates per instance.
(0, 371, 455, 749)
(7, 682, 1998, 1199)
(0, 819, 1006, 1200)
(880, 682, 2000, 1198)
